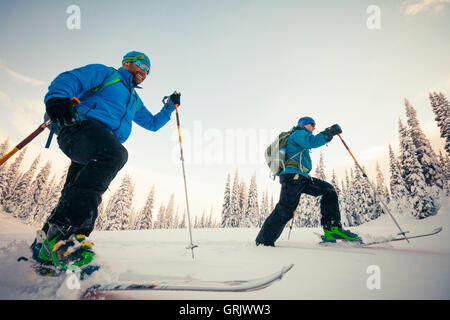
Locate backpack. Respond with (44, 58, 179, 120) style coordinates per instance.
(264, 128, 307, 180)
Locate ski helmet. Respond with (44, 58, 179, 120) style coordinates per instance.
(297, 117, 316, 127)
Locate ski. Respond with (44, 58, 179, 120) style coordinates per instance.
(361, 226, 443, 246)
(82, 264, 294, 297)
(313, 227, 443, 247)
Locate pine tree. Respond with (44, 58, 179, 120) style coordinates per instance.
(173, 207, 180, 229)
(340, 169, 354, 226)
(5, 153, 41, 215)
(164, 194, 175, 229)
(25, 161, 52, 226)
(375, 161, 390, 203)
(0, 138, 11, 203)
(103, 174, 135, 230)
(94, 201, 105, 230)
(179, 209, 187, 228)
(238, 180, 248, 223)
(399, 119, 436, 218)
(35, 174, 57, 226)
(1, 147, 27, 205)
(430, 92, 450, 156)
(437, 150, 449, 196)
(346, 165, 376, 225)
(154, 204, 166, 229)
(259, 190, 269, 228)
(199, 209, 206, 228)
(135, 186, 155, 230)
(388, 144, 411, 215)
(221, 174, 232, 228)
(229, 169, 240, 227)
(405, 98, 445, 190)
(243, 172, 259, 227)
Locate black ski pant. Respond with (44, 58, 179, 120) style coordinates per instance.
(43, 119, 128, 237)
(255, 173, 341, 246)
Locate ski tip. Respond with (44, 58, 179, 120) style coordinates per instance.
(281, 264, 294, 276)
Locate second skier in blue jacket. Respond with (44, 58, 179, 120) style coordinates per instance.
(255, 117, 360, 247)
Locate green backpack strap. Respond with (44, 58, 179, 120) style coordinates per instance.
(80, 68, 122, 101)
(284, 149, 309, 173)
(80, 68, 142, 113)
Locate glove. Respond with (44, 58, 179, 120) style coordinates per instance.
(45, 97, 78, 125)
(321, 124, 342, 141)
(169, 91, 181, 106)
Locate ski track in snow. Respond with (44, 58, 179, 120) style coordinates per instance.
(0, 198, 449, 300)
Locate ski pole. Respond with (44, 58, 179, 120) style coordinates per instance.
(337, 133, 410, 242)
(287, 210, 297, 240)
(165, 92, 198, 259)
(0, 97, 80, 167)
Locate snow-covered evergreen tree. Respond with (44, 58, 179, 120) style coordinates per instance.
(154, 204, 166, 229)
(221, 174, 232, 228)
(135, 185, 155, 230)
(35, 174, 57, 226)
(103, 174, 135, 230)
(0, 138, 11, 203)
(430, 92, 450, 156)
(259, 190, 269, 228)
(5, 153, 41, 215)
(164, 194, 175, 229)
(398, 119, 436, 218)
(238, 180, 248, 224)
(437, 150, 449, 196)
(375, 161, 390, 203)
(243, 172, 259, 227)
(173, 207, 180, 229)
(94, 201, 105, 230)
(405, 98, 445, 190)
(179, 210, 187, 229)
(388, 144, 411, 215)
(229, 169, 240, 227)
(1, 147, 27, 205)
(25, 161, 52, 226)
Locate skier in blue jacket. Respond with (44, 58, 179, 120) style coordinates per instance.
(255, 117, 360, 247)
(31, 51, 180, 271)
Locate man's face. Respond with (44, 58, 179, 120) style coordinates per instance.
(304, 123, 315, 132)
(123, 61, 148, 85)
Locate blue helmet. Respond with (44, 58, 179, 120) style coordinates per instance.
(297, 117, 315, 127)
(122, 51, 151, 71)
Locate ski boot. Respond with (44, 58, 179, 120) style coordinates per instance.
(322, 225, 361, 243)
(30, 226, 97, 275)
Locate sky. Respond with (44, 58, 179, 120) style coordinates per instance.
(0, 0, 449, 222)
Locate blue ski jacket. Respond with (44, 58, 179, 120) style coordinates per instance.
(280, 126, 329, 179)
(44, 64, 175, 143)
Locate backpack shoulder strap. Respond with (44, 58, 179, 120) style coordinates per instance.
(80, 68, 122, 101)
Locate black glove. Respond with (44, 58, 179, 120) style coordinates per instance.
(169, 91, 181, 106)
(321, 124, 342, 141)
(45, 97, 77, 125)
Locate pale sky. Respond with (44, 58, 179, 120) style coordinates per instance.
(0, 0, 449, 221)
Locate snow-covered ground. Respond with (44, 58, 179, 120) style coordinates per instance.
(1, 198, 449, 300)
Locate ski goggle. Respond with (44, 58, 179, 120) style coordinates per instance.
(134, 60, 150, 74)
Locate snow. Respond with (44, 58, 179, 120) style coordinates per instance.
(0, 198, 449, 300)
